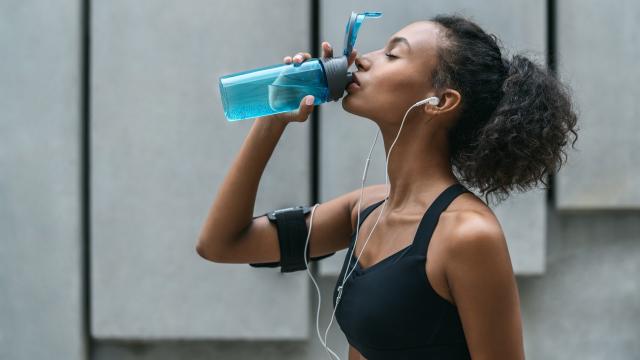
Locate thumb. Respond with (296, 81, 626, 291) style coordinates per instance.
(348, 49, 358, 67)
(291, 95, 315, 122)
(304, 95, 315, 106)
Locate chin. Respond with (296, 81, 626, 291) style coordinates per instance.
(342, 96, 376, 120)
(341, 96, 353, 112)
(341, 94, 363, 116)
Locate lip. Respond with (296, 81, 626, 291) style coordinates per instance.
(346, 82, 360, 92)
(351, 73, 361, 86)
(346, 74, 362, 93)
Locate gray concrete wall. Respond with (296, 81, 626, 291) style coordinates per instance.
(555, 0, 640, 209)
(0, 1, 85, 360)
(519, 206, 640, 359)
(91, 0, 312, 340)
(519, 1, 640, 358)
(93, 275, 351, 360)
(3, 0, 639, 359)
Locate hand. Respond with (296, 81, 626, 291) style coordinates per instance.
(273, 42, 359, 124)
(282, 41, 358, 66)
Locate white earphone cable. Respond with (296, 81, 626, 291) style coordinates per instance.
(303, 98, 437, 359)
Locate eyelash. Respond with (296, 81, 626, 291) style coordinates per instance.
(384, 52, 398, 59)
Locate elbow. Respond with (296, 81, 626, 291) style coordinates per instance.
(195, 239, 219, 262)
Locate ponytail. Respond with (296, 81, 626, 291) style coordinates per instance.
(430, 15, 579, 205)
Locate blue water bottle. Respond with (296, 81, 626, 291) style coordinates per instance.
(218, 11, 382, 121)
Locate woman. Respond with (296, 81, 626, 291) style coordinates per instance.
(197, 14, 578, 360)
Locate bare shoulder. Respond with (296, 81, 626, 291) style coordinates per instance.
(435, 192, 513, 296)
(439, 193, 508, 265)
(435, 193, 523, 359)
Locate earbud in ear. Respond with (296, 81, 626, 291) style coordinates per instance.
(415, 96, 440, 107)
(425, 96, 440, 106)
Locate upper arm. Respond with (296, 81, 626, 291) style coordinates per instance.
(444, 213, 524, 360)
(205, 184, 385, 264)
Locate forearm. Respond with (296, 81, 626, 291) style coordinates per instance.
(197, 116, 288, 254)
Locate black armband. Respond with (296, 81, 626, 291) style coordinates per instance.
(249, 205, 336, 272)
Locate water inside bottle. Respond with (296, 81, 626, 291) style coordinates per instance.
(221, 61, 329, 121)
(268, 84, 327, 112)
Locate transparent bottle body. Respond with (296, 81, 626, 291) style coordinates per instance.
(219, 59, 329, 121)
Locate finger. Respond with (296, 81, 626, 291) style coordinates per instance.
(322, 42, 333, 58)
(294, 95, 314, 121)
(293, 52, 307, 63)
(304, 95, 315, 106)
(348, 50, 358, 67)
(322, 41, 333, 58)
(284, 55, 292, 64)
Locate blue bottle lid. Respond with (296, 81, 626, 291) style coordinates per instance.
(321, 11, 382, 101)
(343, 11, 382, 57)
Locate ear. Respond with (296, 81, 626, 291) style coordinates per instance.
(423, 88, 462, 116)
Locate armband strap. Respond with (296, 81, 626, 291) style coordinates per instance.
(249, 206, 335, 272)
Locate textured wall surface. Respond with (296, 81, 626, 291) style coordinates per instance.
(519, 206, 640, 359)
(555, 0, 640, 209)
(91, 0, 312, 339)
(93, 276, 350, 360)
(519, 1, 640, 358)
(0, 1, 85, 359)
(3, 0, 639, 359)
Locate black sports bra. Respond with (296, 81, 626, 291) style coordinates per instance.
(332, 182, 472, 359)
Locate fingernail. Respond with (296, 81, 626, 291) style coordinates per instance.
(305, 96, 314, 105)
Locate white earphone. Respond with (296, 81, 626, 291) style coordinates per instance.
(416, 96, 440, 107)
(303, 96, 441, 360)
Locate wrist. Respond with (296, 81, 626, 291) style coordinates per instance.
(253, 116, 289, 134)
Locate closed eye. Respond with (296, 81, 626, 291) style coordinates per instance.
(384, 52, 398, 59)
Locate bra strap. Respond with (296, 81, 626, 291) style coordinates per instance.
(351, 197, 386, 236)
(410, 183, 469, 256)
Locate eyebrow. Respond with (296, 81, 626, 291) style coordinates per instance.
(387, 36, 412, 51)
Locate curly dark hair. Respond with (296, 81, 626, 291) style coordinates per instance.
(429, 14, 579, 205)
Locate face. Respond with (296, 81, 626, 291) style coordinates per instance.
(342, 21, 442, 124)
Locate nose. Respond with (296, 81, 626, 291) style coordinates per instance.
(354, 56, 366, 71)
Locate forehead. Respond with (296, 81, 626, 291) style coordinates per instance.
(389, 21, 441, 55)
(387, 20, 441, 69)
(387, 21, 441, 76)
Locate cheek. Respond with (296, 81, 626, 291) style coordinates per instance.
(389, 75, 423, 96)
(368, 72, 417, 106)
(342, 65, 424, 117)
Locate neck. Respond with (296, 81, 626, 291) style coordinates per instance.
(377, 111, 458, 214)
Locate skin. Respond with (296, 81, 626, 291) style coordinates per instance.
(287, 21, 524, 360)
